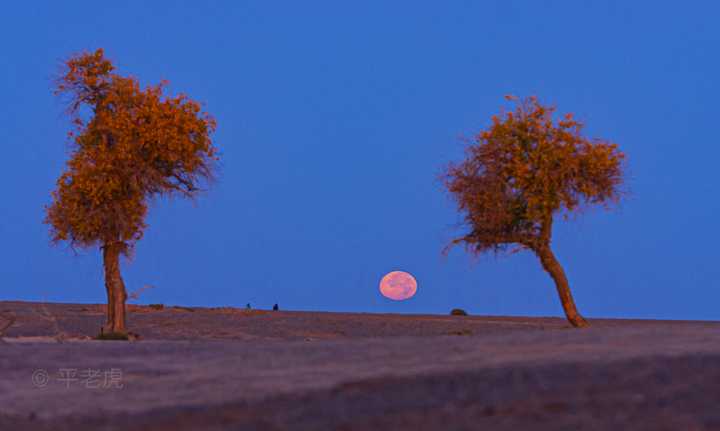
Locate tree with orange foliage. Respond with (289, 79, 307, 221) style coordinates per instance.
(443, 96, 625, 327)
(45, 49, 218, 338)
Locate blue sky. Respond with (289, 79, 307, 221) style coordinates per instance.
(1, 2, 718, 320)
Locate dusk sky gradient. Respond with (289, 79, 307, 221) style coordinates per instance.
(2, 2, 719, 320)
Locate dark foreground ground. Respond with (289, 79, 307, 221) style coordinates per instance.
(1, 301, 719, 430)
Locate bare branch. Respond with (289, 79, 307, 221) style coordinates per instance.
(128, 284, 156, 302)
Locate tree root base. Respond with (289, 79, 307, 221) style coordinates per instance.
(96, 332, 129, 341)
(569, 317, 589, 328)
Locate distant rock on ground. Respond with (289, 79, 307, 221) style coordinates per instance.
(450, 308, 468, 316)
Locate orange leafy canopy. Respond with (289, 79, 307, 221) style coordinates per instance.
(45, 49, 218, 253)
(443, 96, 625, 254)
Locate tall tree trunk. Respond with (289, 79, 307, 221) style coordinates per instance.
(534, 244, 588, 328)
(102, 242, 128, 335)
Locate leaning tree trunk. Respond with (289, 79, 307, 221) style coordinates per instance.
(534, 244, 588, 328)
(102, 242, 128, 335)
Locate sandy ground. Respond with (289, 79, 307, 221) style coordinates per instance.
(0, 301, 719, 430)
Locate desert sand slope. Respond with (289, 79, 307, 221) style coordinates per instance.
(0, 301, 719, 430)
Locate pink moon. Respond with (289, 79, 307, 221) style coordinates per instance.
(379, 271, 418, 301)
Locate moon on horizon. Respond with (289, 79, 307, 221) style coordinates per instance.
(379, 271, 417, 301)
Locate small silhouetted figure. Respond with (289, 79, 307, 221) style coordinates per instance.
(246, 303, 251, 310)
(272, 303, 279, 311)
